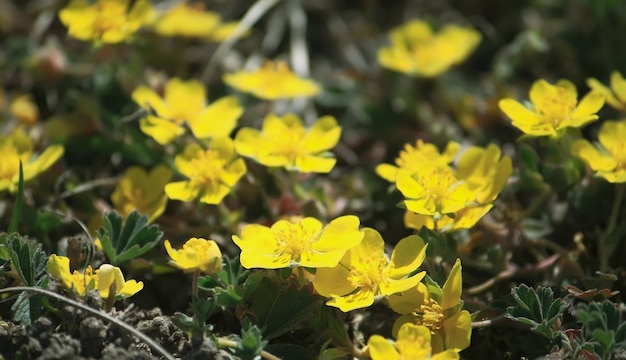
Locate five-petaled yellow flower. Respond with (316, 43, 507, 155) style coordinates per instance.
(132, 78, 243, 144)
(587, 71, 626, 112)
(233, 215, 363, 269)
(223, 60, 321, 100)
(165, 137, 246, 205)
(403, 143, 512, 231)
(47, 254, 143, 299)
(376, 140, 460, 183)
(378, 19, 481, 78)
(367, 323, 460, 360)
(58, 0, 151, 44)
(388, 259, 472, 353)
(313, 228, 427, 312)
(235, 113, 341, 173)
(0, 130, 64, 193)
(499, 79, 605, 137)
(164, 237, 222, 275)
(571, 119, 626, 183)
(150, 3, 241, 41)
(111, 165, 172, 222)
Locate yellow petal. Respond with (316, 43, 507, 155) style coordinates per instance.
(396, 170, 424, 199)
(232, 225, 279, 254)
(98, 264, 125, 299)
(404, 211, 435, 230)
(263, 113, 295, 135)
(188, 96, 243, 139)
(367, 335, 401, 360)
(119, 280, 144, 297)
(164, 78, 206, 117)
(379, 271, 425, 296)
(326, 288, 375, 312)
(599, 120, 626, 151)
(131, 85, 169, 117)
(221, 158, 247, 187)
(47, 254, 73, 289)
(431, 350, 460, 360)
(389, 235, 427, 278)
(313, 215, 363, 252)
(388, 282, 429, 314)
(164, 181, 201, 201)
(571, 140, 616, 172)
(441, 259, 462, 311)
(529, 79, 555, 107)
(22, 145, 64, 182)
(295, 155, 336, 173)
(349, 228, 384, 265)
(198, 183, 230, 204)
(234, 128, 264, 158)
(571, 91, 605, 119)
(376, 163, 399, 182)
(498, 99, 541, 126)
(313, 256, 355, 297)
(139, 116, 185, 144)
(442, 310, 472, 351)
(300, 116, 341, 154)
(610, 71, 626, 104)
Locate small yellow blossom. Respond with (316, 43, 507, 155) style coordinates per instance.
(587, 71, 626, 112)
(0, 130, 64, 193)
(132, 78, 243, 144)
(232, 215, 363, 269)
(376, 140, 460, 183)
(111, 165, 172, 221)
(9, 95, 39, 126)
(47, 254, 143, 299)
(499, 79, 605, 137)
(313, 228, 427, 312)
(378, 19, 481, 78)
(223, 60, 321, 100)
(367, 323, 460, 360)
(571, 119, 626, 183)
(165, 137, 246, 204)
(164, 237, 222, 275)
(150, 3, 243, 41)
(403, 143, 512, 231)
(388, 259, 471, 353)
(58, 0, 151, 44)
(235, 113, 341, 173)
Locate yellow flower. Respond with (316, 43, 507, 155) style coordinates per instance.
(378, 19, 481, 78)
(0, 130, 64, 193)
(232, 215, 363, 269)
(235, 113, 341, 173)
(10, 95, 39, 126)
(388, 259, 471, 353)
(111, 165, 172, 221)
(376, 140, 460, 183)
(499, 79, 605, 137)
(367, 323, 460, 360)
(150, 3, 243, 41)
(164, 237, 222, 275)
(47, 254, 143, 299)
(58, 0, 151, 44)
(223, 60, 321, 100)
(313, 228, 427, 312)
(571, 119, 626, 183)
(132, 78, 243, 144)
(587, 71, 626, 112)
(165, 137, 246, 204)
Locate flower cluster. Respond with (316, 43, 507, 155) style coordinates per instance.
(378, 19, 481, 78)
(571, 119, 626, 183)
(367, 323, 460, 360)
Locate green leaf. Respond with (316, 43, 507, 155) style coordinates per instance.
(8, 161, 24, 234)
(423, 275, 444, 305)
(506, 284, 566, 340)
(232, 318, 267, 360)
(97, 210, 163, 265)
(262, 285, 322, 340)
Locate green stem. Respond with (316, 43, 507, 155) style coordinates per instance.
(600, 184, 625, 271)
(216, 338, 281, 360)
(192, 268, 200, 298)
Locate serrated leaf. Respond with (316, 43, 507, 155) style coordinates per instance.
(262, 286, 322, 340)
(97, 210, 163, 265)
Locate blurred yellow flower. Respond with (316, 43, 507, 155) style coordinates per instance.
(587, 71, 626, 112)
(367, 323, 459, 360)
(571, 119, 626, 183)
(388, 259, 471, 353)
(499, 79, 605, 137)
(165, 137, 246, 204)
(232, 215, 363, 269)
(223, 60, 321, 100)
(403, 143, 512, 231)
(376, 140, 460, 183)
(132, 78, 242, 144)
(235, 113, 340, 173)
(0, 130, 64, 193)
(111, 165, 172, 221)
(58, 0, 151, 44)
(313, 228, 427, 312)
(164, 237, 222, 275)
(150, 3, 243, 41)
(10, 95, 39, 126)
(378, 19, 481, 78)
(47, 254, 143, 299)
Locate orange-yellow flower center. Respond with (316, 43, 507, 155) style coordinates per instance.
(274, 221, 318, 263)
(94, 0, 130, 34)
(348, 255, 392, 292)
(69, 266, 99, 296)
(271, 126, 306, 163)
(535, 86, 577, 128)
(189, 149, 226, 186)
(412, 298, 445, 334)
(395, 330, 432, 359)
(416, 167, 461, 207)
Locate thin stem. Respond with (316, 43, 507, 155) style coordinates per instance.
(192, 269, 200, 298)
(217, 337, 281, 360)
(600, 183, 625, 271)
(0, 287, 175, 360)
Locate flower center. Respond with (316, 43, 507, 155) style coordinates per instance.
(395, 332, 431, 360)
(536, 86, 577, 129)
(121, 187, 146, 216)
(416, 167, 462, 210)
(608, 142, 626, 171)
(347, 255, 392, 292)
(69, 266, 98, 296)
(94, 0, 129, 34)
(271, 125, 306, 163)
(189, 149, 226, 186)
(412, 298, 445, 334)
(274, 221, 318, 263)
